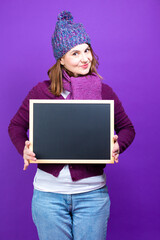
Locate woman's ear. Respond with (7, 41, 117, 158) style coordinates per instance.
(60, 57, 64, 65)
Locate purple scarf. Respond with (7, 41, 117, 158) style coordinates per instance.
(62, 70, 102, 100)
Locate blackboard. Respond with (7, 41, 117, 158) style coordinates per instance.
(29, 100, 114, 163)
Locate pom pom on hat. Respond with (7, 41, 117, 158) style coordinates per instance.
(57, 11, 73, 21)
(52, 10, 91, 60)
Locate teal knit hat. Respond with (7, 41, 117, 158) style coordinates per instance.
(52, 11, 91, 60)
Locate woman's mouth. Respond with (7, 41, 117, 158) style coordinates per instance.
(81, 64, 89, 69)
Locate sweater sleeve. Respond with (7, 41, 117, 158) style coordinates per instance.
(102, 84, 135, 154)
(114, 94, 135, 153)
(8, 85, 39, 156)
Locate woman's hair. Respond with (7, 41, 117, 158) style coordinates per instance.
(47, 44, 102, 96)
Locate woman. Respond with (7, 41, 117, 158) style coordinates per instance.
(8, 11, 135, 240)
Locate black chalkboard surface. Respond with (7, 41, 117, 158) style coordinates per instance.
(29, 100, 114, 164)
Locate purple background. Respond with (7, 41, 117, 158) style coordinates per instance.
(1, 0, 160, 239)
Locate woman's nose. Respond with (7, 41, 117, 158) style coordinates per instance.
(81, 54, 88, 63)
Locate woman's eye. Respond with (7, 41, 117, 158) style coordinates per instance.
(85, 48, 90, 52)
(73, 52, 78, 56)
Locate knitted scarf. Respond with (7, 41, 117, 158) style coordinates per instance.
(62, 70, 102, 100)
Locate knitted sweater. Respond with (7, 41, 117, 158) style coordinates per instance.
(8, 80, 135, 181)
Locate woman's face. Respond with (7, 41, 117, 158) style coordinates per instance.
(60, 43, 93, 77)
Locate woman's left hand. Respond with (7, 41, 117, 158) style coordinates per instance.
(112, 135, 120, 163)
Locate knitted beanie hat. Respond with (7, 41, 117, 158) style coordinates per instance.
(52, 11, 91, 60)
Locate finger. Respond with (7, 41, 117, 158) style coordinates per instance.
(112, 151, 119, 157)
(25, 140, 30, 148)
(23, 148, 36, 160)
(112, 146, 119, 154)
(23, 164, 27, 171)
(115, 153, 119, 162)
(113, 151, 119, 157)
(26, 157, 37, 162)
(112, 141, 120, 154)
(24, 154, 37, 161)
(23, 160, 30, 171)
(112, 147, 119, 153)
(113, 135, 118, 142)
(24, 149, 36, 157)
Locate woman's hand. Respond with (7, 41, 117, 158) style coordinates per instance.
(23, 140, 36, 170)
(112, 135, 120, 163)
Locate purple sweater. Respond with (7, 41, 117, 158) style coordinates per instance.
(8, 80, 135, 181)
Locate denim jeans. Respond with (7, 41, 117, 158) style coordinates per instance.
(32, 186, 110, 240)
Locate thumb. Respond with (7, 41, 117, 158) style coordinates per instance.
(113, 135, 118, 142)
(25, 140, 30, 148)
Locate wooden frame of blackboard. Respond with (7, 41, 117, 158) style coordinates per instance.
(29, 99, 114, 164)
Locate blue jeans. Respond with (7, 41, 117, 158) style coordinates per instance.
(32, 186, 110, 240)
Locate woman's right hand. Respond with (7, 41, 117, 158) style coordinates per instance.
(23, 140, 36, 170)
